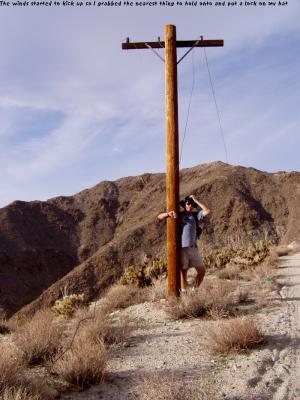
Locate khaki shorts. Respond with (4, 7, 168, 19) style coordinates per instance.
(181, 246, 204, 270)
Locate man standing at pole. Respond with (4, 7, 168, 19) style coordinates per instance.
(158, 195, 211, 290)
(122, 26, 222, 295)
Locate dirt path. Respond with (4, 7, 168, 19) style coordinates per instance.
(61, 252, 300, 400)
(216, 252, 300, 400)
(275, 252, 300, 400)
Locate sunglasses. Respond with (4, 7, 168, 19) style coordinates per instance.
(185, 200, 194, 205)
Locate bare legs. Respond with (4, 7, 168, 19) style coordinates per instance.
(181, 269, 188, 290)
(181, 266, 206, 290)
(195, 266, 205, 287)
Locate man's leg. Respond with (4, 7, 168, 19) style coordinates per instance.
(181, 268, 188, 290)
(195, 265, 206, 287)
(180, 248, 189, 290)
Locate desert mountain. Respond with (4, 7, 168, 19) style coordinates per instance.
(1, 162, 299, 319)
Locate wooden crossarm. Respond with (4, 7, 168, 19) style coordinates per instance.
(122, 39, 224, 50)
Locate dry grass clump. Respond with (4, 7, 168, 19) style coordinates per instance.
(103, 284, 147, 311)
(0, 344, 25, 393)
(0, 343, 56, 398)
(13, 309, 64, 365)
(54, 335, 107, 389)
(71, 307, 132, 346)
(51, 293, 86, 318)
(202, 316, 264, 355)
(217, 265, 242, 280)
(0, 387, 41, 400)
(254, 289, 271, 308)
(146, 278, 167, 302)
(166, 280, 237, 320)
(251, 261, 276, 287)
(236, 287, 251, 303)
(134, 373, 214, 400)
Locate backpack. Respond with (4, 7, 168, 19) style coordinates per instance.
(194, 212, 203, 239)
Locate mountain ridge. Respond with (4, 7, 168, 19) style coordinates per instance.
(0, 162, 299, 319)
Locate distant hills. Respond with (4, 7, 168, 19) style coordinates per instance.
(1, 162, 299, 319)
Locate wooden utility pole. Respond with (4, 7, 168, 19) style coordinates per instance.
(122, 25, 223, 297)
(165, 25, 180, 297)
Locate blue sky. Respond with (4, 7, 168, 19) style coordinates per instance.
(0, 2, 299, 207)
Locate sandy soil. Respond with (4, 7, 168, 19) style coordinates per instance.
(61, 252, 300, 400)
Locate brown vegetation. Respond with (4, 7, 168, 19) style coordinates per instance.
(134, 373, 214, 400)
(201, 316, 264, 355)
(0, 344, 25, 393)
(0, 387, 41, 400)
(166, 279, 237, 320)
(53, 336, 107, 389)
(13, 309, 64, 365)
(71, 307, 133, 346)
(103, 284, 147, 311)
(217, 264, 243, 280)
(146, 278, 167, 302)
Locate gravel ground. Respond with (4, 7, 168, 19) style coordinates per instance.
(61, 252, 300, 400)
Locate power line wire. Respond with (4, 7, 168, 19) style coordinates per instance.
(179, 50, 196, 165)
(203, 48, 229, 164)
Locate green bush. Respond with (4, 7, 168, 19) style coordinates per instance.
(51, 294, 86, 318)
(119, 257, 167, 288)
(204, 241, 270, 271)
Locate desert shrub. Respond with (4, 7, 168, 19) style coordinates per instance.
(13, 309, 64, 365)
(146, 278, 167, 302)
(54, 335, 107, 389)
(0, 387, 41, 400)
(71, 307, 133, 346)
(240, 241, 270, 264)
(204, 247, 237, 270)
(0, 344, 25, 393)
(120, 257, 167, 287)
(26, 376, 58, 400)
(144, 257, 167, 280)
(202, 316, 264, 354)
(204, 241, 270, 270)
(251, 261, 276, 288)
(119, 264, 150, 287)
(236, 287, 251, 303)
(254, 289, 271, 308)
(51, 294, 86, 318)
(103, 284, 147, 311)
(217, 265, 242, 280)
(134, 373, 214, 400)
(166, 280, 237, 320)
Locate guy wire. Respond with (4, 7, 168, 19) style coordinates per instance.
(203, 47, 229, 163)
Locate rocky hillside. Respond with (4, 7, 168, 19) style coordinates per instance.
(1, 162, 299, 319)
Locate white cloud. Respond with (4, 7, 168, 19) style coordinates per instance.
(0, 3, 299, 207)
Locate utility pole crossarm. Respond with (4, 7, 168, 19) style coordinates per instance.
(122, 39, 224, 50)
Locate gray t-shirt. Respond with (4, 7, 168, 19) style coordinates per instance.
(180, 210, 204, 248)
